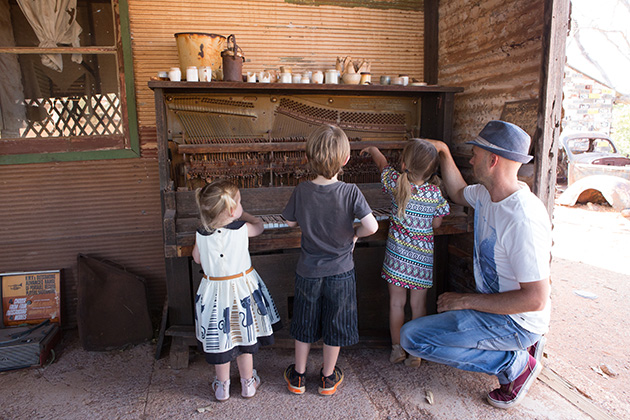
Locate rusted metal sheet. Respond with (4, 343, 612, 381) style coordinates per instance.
(0, 159, 165, 328)
(128, 0, 425, 128)
(438, 0, 545, 147)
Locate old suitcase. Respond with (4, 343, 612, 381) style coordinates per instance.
(0, 322, 61, 371)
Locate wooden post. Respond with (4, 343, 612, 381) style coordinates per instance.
(534, 0, 570, 217)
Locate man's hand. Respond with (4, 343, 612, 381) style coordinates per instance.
(437, 279, 550, 315)
(437, 292, 469, 312)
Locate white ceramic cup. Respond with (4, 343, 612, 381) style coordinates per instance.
(198, 66, 212, 82)
(247, 72, 257, 83)
(168, 67, 181, 82)
(325, 69, 339, 84)
(186, 66, 199, 82)
(259, 71, 271, 83)
(312, 71, 324, 84)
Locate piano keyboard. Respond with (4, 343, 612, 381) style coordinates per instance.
(259, 208, 391, 230)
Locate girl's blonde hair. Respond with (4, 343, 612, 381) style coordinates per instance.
(305, 124, 351, 179)
(195, 179, 239, 231)
(394, 139, 440, 219)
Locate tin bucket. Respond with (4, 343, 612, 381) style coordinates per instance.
(174, 32, 226, 80)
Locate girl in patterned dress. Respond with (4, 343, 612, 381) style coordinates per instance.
(361, 140, 449, 367)
(192, 179, 281, 401)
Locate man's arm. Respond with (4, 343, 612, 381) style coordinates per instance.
(425, 139, 469, 207)
(437, 279, 550, 314)
(360, 146, 388, 172)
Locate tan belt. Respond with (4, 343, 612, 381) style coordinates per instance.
(204, 266, 254, 281)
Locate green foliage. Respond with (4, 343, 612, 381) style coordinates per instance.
(612, 103, 630, 156)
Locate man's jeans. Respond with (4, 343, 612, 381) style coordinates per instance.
(400, 309, 541, 384)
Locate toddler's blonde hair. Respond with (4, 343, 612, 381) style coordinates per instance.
(305, 124, 351, 179)
(195, 179, 239, 231)
(394, 139, 440, 219)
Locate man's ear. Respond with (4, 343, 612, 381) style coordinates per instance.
(489, 153, 499, 168)
(343, 154, 350, 166)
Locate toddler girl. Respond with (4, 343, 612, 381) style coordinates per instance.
(361, 139, 449, 367)
(192, 179, 281, 401)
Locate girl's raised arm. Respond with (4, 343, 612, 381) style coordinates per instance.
(240, 211, 264, 237)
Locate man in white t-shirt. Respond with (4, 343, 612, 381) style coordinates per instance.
(400, 120, 552, 409)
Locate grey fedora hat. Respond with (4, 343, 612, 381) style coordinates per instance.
(466, 120, 533, 163)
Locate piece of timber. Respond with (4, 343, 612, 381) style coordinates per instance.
(173, 204, 472, 257)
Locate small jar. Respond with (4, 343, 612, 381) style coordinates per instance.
(325, 69, 339, 84)
(186, 66, 199, 82)
(280, 72, 292, 83)
(198, 66, 212, 82)
(168, 67, 181, 82)
(360, 72, 371, 85)
(301, 75, 310, 84)
(312, 70, 324, 84)
(292, 73, 302, 83)
(379, 75, 391, 85)
(246, 72, 257, 83)
(399, 74, 409, 86)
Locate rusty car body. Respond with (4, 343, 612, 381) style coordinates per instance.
(557, 131, 630, 185)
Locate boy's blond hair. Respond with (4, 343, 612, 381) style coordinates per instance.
(195, 179, 239, 231)
(305, 124, 351, 179)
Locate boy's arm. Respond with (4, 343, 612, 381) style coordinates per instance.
(360, 146, 388, 172)
(240, 211, 264, 237)
(354, 213, 378, 240)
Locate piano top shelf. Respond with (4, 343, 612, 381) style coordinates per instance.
(149, 80, 464, 97)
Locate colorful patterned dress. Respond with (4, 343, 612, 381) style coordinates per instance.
(381, 166, 450, 289)
(195, 221, 281, 364)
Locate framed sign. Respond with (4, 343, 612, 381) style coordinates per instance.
(1, 270, 61, 327)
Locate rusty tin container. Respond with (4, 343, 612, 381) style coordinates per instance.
(174, 32, 226, 80)
(221, 34, 245, 82)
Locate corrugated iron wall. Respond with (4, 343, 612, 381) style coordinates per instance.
(0, 159, 164, 328)
(0, 1, 427, 329)
(438, 0, 545, 148)
(129, 0, 426, 127)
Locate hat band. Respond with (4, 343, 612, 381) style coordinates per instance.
(473, 135, 522, 155)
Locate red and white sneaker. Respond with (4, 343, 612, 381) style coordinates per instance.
(528, 336, 546, 364)
(487, 354, 542, 409)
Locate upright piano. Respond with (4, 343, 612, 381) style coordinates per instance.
(149, 81, 471, 368)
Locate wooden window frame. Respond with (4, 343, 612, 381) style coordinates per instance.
(0, 0, 139, 165)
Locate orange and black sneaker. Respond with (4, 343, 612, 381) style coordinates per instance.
(318, 366, 344, 396)
(284, 364, 306, 394)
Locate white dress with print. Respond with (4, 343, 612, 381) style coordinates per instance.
(195, 222, 281, 361)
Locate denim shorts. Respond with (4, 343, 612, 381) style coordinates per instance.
(290, 269, 359, 347)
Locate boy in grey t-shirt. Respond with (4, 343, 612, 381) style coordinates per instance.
(282, 124, 378, 396)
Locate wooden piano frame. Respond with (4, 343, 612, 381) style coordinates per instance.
(150, 81, 471, 368)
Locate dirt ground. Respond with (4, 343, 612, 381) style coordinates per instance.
(0, 201, 628, 420)
(546, 202, 630, 420)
